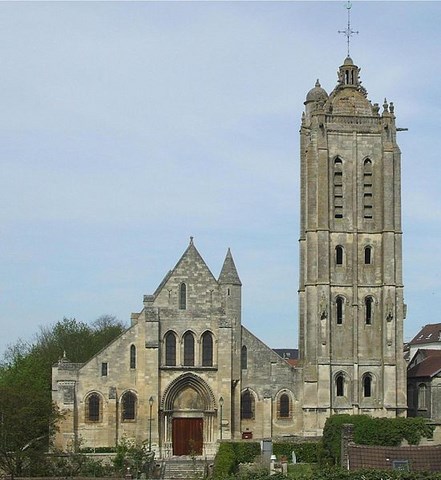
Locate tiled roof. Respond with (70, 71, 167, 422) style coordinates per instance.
(410, 323, 441, 345)
(408, 350, 441, 378)
(349, 444, 441, 472)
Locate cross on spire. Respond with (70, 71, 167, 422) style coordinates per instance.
(338, 1, 359, 57)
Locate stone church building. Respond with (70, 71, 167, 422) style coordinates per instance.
(52, 56, 407, 456)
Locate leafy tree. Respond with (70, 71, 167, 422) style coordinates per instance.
(0, 315, 125, 476)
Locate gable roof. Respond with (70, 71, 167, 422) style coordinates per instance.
(153, 237, 217, 298)
(408, 349, 441, 378)
(410, 323, 441, 345)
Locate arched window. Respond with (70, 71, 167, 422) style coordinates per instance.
(336, 373, 344, 397)
(87, 393, 101, 422)
(165, 332, 177, 366)
(334, 158, 343, 219)
(202, 331, 213, 367)
(364, 246, 372, 265)
(240, 390, 255, 419)
(363, 374, 372, 398)
(130, 345, 136, 369)
(418, 384, 427, 409)
(279, 393, 290, 418)
(336, 246, 344, 265)
(183, 331, 195, 366)
(241, 346, 248, 370)
(122, 391, 137, 421)
(336, 296, 344, 325)
(363, 159, 373, 219)
(365, 296, 373, 325)
(179, 283, 187, 310)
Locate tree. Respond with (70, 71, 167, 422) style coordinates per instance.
(0, 315, 125, 476)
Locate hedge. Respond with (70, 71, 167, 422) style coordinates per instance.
(321, 415, 434, 466)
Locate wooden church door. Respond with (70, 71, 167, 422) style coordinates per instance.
(172, 418, 203, 455)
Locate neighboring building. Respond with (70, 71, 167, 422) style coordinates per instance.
(52, 56, 407, 454)
(406, 324, 441, 421)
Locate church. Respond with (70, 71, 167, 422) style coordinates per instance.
(52, 55, 407, 456)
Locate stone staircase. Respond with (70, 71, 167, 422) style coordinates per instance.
(162, 456, 210, 480)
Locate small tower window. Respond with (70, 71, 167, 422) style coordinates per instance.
(363, 374, 372, 398)
(363, 159, 373, 219)
(336, 296, 344, 325)
(183, 331, 195, 366)
(364, 246, 372, 265)
(101, 362, 108, 376)
(336, 246, 344, 265)
(179, 283, 187, 310)
(241, 345, 248, 370)
(365, 296, 373, 325)
(334, 158, 344, 219)
(336, 373, 344, 397)
(130, 345, 136, 369)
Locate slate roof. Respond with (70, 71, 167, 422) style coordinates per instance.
(348, 444, 441, 472)
(273, 349, 299, 366)
(408, 349, 441, 378)
(410, 323, 441, 345)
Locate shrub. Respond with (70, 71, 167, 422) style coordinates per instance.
(273, 441, 318, 463)
(212, 442, 237, 479)
(321, 415, 435, 466)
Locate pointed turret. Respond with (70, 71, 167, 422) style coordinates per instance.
(218, 248, 242, 286)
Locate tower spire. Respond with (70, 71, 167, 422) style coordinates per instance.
(338, 1, 359, 57)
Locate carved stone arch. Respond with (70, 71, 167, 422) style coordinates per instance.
(275, 389, 294, 419)
(161, 372, 216, 413)
(240, 387, 260, 402)
(118, 388, 138, 402)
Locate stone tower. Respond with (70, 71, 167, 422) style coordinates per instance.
(298, 57, 407, 435)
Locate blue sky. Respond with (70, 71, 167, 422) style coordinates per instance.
(1, 1, 441, 356)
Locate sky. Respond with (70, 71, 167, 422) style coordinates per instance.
(1, 1, 441, 357)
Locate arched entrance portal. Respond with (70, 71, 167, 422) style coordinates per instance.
(161, 373, 217, 456)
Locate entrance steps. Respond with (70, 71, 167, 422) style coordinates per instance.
(162, 456, 211, 480)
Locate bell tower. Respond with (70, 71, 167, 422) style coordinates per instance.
(298, 57, 407, 435)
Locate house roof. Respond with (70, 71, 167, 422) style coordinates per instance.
(409, 323, 441, 345)
(408, 349, 441, 378)
(348, 444, 441, 472)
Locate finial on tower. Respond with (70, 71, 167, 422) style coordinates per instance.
(338, 1, 359, 57)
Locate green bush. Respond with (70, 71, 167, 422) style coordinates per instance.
(213, 442, 238, 479)
(321, 415, 435, 466)
(273, 441, 318, 463)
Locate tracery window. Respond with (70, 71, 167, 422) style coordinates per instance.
(202, 331, 213, 367)
(183, 331, 195, 366)
(165, 331, 177, 366)
(122, 391, 137, 421)
(240, 390, 255, 419)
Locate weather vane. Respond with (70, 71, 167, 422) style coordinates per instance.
(338, 1, 359, 57)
